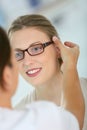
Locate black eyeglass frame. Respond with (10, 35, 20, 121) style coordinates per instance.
(15, 41, 53, 61)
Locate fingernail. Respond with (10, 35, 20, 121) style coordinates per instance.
(53, 36, 58, 41)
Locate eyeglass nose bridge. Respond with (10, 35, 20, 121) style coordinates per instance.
(23, 48, 32, 58)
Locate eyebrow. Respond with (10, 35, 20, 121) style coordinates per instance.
(14, 41, 41, 51)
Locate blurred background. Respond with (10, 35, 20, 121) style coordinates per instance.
(0, 0, 87, 106)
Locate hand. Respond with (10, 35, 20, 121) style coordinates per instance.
(52, 36, 80, 71)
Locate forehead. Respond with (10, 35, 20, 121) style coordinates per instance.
(10, 28, 49, 49)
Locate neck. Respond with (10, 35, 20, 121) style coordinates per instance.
(0, 93, 12, 109)
(35, 71, 63, 106)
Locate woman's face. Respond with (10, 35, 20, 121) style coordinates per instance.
(10, 28, 59, 87)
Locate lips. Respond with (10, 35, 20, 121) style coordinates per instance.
(26, 68, 42, 77)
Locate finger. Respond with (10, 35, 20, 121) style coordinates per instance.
(64, 41, 78, 48)
(52, 36, 64, 50)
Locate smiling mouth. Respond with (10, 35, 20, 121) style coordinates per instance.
(26, 68, 42, 77)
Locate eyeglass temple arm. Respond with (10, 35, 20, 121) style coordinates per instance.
(43, 41, 53, 48)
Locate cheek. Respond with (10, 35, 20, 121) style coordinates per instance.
(18, 62, 28, 80)
(45, 57, 58, 73)
(18, 63, 23, 71)
(41, 50, 58, 71)
(44, 48, 57, 64)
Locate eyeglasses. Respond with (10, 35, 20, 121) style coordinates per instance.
(15, 41, 53, 61)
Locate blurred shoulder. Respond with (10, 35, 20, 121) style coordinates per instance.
(13, 101, 80, 130)
(25, 101, 79, 130)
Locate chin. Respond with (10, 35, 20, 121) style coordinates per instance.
(29, 80, 44, 88)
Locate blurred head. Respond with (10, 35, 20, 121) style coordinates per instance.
(8, 14, 62, 86)
(0, 27, 18, 96)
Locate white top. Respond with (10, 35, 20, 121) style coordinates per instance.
(0, 101, 79, 130)
(14, 78, 87, 130)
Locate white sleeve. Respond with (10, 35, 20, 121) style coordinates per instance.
(13, 101, 80, 130)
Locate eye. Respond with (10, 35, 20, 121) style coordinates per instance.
(29, 44, 43, 54)
(15, 51, 23, 60)
(15, 52, 21, 57)
(33, 45, 42, 51)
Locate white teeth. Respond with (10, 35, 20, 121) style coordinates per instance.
(28, 69, 40, 74)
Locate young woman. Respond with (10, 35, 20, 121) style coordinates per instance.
(8, 14, 85, 129)
(0, 26, 81, 130)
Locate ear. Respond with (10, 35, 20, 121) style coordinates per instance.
(3, 65, 12, 91)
